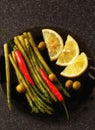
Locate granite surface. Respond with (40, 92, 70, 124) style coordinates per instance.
(0, 0, 95, 130)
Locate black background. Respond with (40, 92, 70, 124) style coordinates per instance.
(0, 0, 95, 130)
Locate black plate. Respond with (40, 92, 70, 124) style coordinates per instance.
(0, 27, 95, 117)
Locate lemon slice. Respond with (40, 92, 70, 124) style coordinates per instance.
(60, 52, 88, 78)
(56, 35, 80, 66)
(42, 29, 64, 61)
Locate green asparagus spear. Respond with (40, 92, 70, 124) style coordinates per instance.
(25, 93, 39, 113)
(4, 43, 12, 110)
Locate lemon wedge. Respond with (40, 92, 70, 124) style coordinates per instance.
(60, 52, 88, 78)
(56, 35, 80, 66)
(42, 29, 64, 61)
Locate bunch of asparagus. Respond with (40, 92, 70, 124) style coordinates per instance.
(4, 31, 70, 118)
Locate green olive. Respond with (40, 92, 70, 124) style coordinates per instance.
(38, 41, 46, 50)
(65, 80, 73, 89)
(16, 84, 26, 93)
(72, 81, 81, 90)
(49, 73, 58, 82)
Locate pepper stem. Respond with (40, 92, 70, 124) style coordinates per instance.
(62, 101, 69, 120)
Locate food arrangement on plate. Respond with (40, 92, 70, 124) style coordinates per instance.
(0, 28, 95, 119)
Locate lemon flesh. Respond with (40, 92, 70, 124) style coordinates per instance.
(56, 35, 80, 66)
(60, 52, 88, 78)
(42, 29, 64, 61)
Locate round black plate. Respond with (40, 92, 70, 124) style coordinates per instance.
(0, 27, 95, 118)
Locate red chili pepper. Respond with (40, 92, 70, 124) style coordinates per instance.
(39, 67, 64, 102)
(14, 49, 34, 86)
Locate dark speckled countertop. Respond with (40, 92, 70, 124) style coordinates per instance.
(0, 0, 95, 130)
